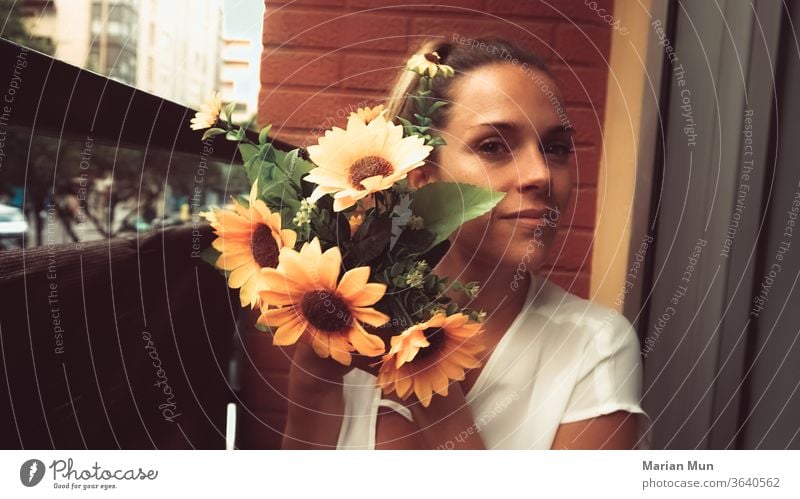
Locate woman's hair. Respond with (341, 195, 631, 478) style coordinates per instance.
(385, 37, 552, 134)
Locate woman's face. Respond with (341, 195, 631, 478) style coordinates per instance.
(409, 62, 574, 274)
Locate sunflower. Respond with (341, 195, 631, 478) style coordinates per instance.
(190, 91, 223, 130)
(405, 51, 455, 78)
(304, 113, 432, 212)
(377, 313, 483, 407)
(349, 104, 387, 124)
(203, 180, 297, 309)
(257, 238, 389, 365)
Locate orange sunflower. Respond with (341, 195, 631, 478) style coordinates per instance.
(203, 180, 297, 309)
(304, 113, 432, 212)
(257, 238, 389, 365)
(377, 313, 483, 407)
(349, 104, 387, 124)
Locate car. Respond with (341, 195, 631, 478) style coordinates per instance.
(0, 203, 28, 249)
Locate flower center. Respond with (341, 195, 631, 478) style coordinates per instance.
(424, 52, 441, 63)
(414, 327, 446, 362)
(301, 290, 353, 332)
(251, 224, 280, 268)
(348, 155, 394, 190)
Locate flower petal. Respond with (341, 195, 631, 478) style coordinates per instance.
(227, 262, 258, 288)
(309, 328, 331, 358)
(317, 246, 341, 290)
(336, 267, 370, 299)
(328, 335, 353, 366)
(258, 305, 301, 327)
(346, 283, 387, 307)
(352, 307, 390, 328)
(273, 316, 307, 346)
(348, 323, 385, 356)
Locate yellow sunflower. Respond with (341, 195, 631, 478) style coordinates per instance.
(203, 180, 297, 309)
(304, 113, 432, 212)
(190, 91, 223, 130)
(349, 104, 387, 124)
(406, 51, 455, 78)
(377, 313, 483, 407)
(257, 238, 389, 365)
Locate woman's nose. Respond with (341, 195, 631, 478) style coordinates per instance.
(516, 142, 551, 192)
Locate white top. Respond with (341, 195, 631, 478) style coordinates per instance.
(336, 274, 652, 450)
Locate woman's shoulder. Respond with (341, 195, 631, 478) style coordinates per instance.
(526, 277, 638, 350)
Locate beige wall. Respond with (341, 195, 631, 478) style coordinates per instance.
(590, 0, 664, 312)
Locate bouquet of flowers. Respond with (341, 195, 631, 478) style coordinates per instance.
(193, 52, 504, 407)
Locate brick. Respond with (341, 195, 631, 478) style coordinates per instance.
(339, 53, 402, 92)
(552, 22, 612, 65)
(261, 49, 342, 87)
(258, 88, 366, 132)
(567, 106, 604, 147)
(264, 9, 410, 52)
(412, 17, 554, 62)
(571, 146, 600, 186)
(562, 186, 596, 229)
(348, 0, 485, 12)
(268, 0, 345, 7)
(485, 0, 615, 24)
(273, 130, 319, 149)
(543, 227, 593, 271)
(550, 64, 608, 106)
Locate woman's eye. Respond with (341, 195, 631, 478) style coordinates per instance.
(542, 142, 574, 159)
(476, 139, 510, 155)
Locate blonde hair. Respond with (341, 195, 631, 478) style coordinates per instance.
(385, 39, 444, 124)
(384, 37, 552, 132)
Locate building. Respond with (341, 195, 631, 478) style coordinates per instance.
(135, 0, 223, 108)
(220, 37, 259, 124)
(22, 0, 223, 107)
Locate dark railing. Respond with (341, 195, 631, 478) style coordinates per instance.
(0, 38, 294, 449)
(0, 38, 296, 158)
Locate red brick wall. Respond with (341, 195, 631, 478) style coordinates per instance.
(241, 0, 614, 449)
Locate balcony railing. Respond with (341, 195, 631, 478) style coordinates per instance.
(0, 38, 296, 449)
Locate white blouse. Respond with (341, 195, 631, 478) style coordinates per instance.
(336, 274, 652, 450)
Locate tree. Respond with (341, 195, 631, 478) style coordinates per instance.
(0, 0, 55, 55)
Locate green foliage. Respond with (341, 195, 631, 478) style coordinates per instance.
(409, 182, 506, 248)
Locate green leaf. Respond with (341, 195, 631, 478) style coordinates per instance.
(258, 124, 273, 145)
(428, 100, 448, 114)
(349, 216, 392, 265)
(410, 183, 505, 247)
(201, 127, 226, 141)
(396, 117, 416, 136)
(224, 102, 237, 122)
(238, 143, 259, 163)
(393, 227, 436, 257)
(226, 126, 245, 141)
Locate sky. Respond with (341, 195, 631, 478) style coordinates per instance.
(221, 0, 264, 40)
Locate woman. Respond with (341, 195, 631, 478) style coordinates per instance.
(280, 37, 651, 450)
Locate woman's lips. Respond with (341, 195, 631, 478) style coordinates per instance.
(499, 207, 560, 228)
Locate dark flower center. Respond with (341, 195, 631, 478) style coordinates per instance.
(301, 290, 352, 332)
(414, 327, 447, 362)
(424, 52, 441, 63)
(251, 224, 280, 268)
(348, 155, 394, 190)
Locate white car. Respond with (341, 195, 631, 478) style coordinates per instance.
(0, 204, 28, 249)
